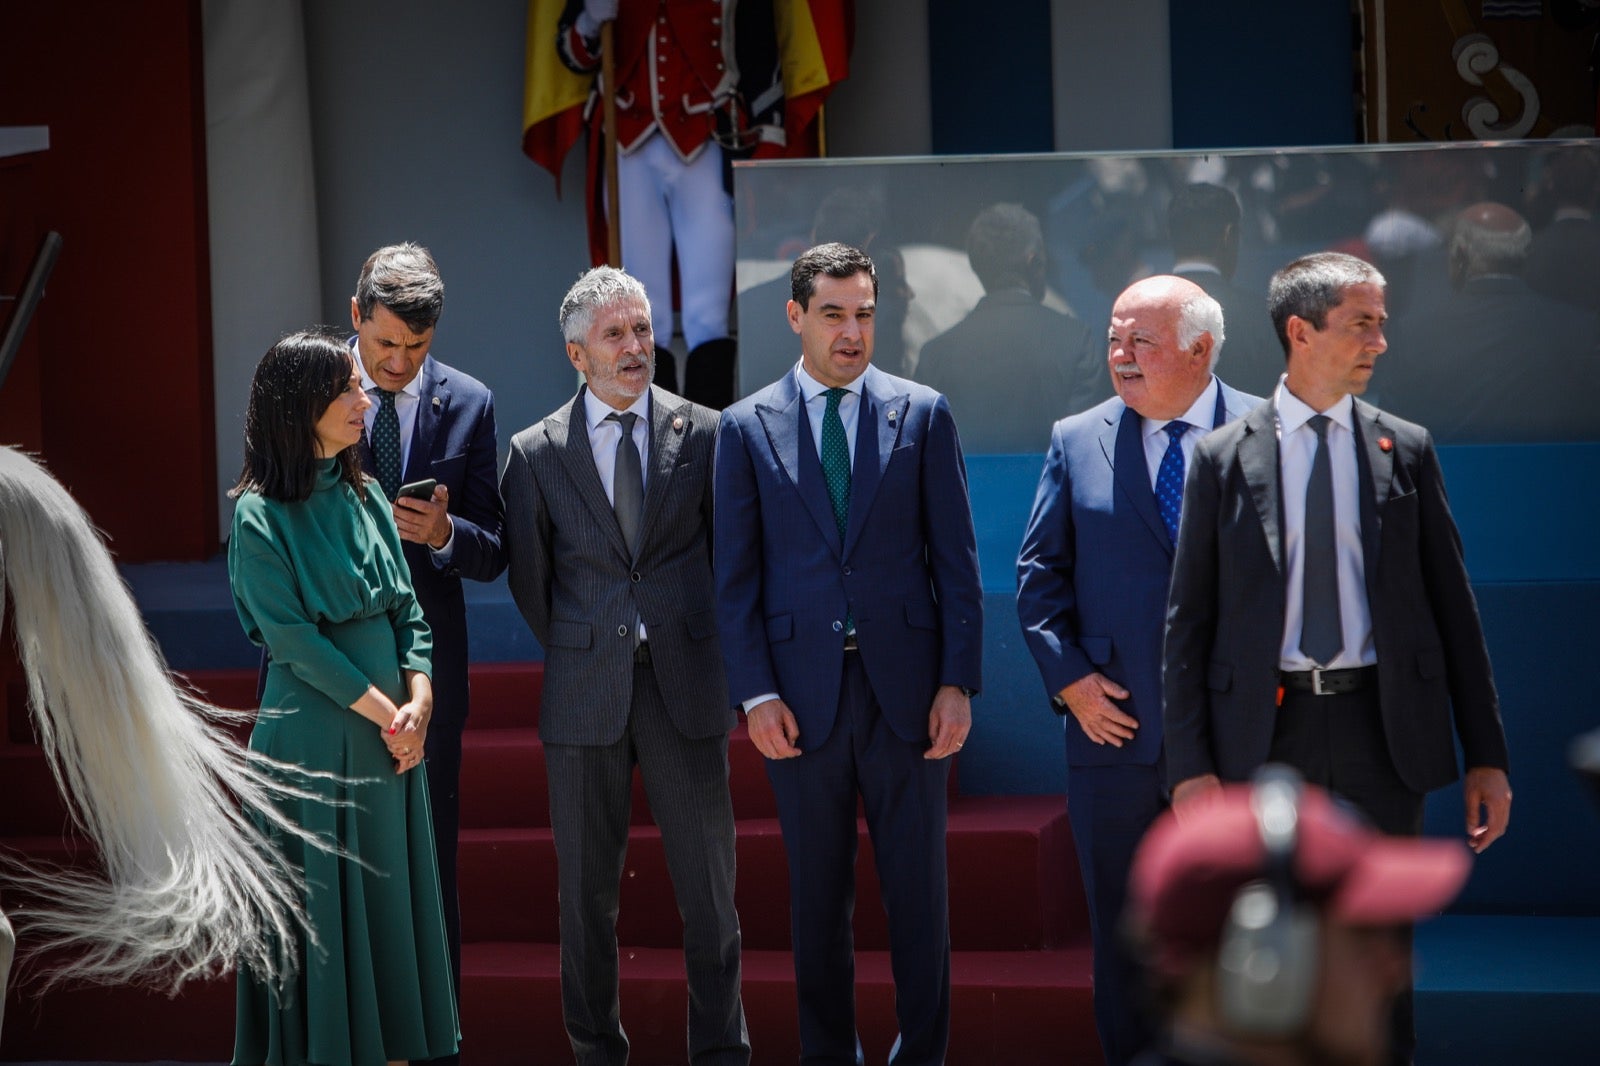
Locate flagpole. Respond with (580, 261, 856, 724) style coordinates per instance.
(600, 19, 622, 267)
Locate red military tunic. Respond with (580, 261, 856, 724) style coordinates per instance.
(561, 0, 753, 163)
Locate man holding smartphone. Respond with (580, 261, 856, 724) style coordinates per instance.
(350, 242, 507, 1065)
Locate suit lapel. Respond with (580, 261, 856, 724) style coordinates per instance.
(756, 371, 844, 556)
(1239, 406, 1285, 578)
(1104, 402, 1171, 553)
(551, 389, 632, 560)
(1353, 399, 1391, 601)
(845, 368, 907, 557)
(407, 356, 444, 482)
(639, 386, 687, 548)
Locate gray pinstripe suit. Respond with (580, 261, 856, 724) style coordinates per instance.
(501, 384, 747, 1066)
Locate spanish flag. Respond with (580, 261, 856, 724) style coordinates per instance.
(773, 0, 853, 157)
(521, 0, 588, 185)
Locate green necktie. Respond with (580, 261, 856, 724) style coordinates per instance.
(373, 389, 403, 500)
(821, 387, 851, 540)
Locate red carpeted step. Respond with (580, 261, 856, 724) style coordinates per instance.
(464, 661, 544, 730)
(460, 723, 779, 829)
(457, 797, 1084, 951)
(458, 942, 1097, 1066)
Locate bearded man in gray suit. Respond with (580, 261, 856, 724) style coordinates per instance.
(501, 266, 748, 1066)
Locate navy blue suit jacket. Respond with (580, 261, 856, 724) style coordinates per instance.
(1016, 381, 1258, 768)
(360, 353, 507, 729)
(714, 364, 983, 745)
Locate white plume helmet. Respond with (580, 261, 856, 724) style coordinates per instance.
(0, 445, 331, 992)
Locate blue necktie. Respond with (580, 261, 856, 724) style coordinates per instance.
(1156, 420, 1190, 544)
(373, 389, 403, 500)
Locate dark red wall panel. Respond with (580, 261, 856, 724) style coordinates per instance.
(1, 0, 216, 561)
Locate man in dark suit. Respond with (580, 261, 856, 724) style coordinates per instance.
(1523, 143, 1600, 313)
(916, 202, 1099, 453)
(1016, 274, 1259, 1066)
(350, 243, 507, 1060)
(501, 266, 747, 1066)
(1167, 183, 1282, 398)
(714, 243, 983, 1066)
(1162, 251, 1512, 1064)
(1381, 201, 1600, 443)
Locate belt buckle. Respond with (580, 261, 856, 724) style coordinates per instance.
(1311, 666, 1328, 696)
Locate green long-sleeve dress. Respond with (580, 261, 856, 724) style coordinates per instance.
(229, 459, 459, 1066)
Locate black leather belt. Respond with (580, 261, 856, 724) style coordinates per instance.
(633, 641, 652, 666)
(1280, 665, 1376, 695)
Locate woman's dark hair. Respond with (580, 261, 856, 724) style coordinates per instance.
(230, 328, 368, 502)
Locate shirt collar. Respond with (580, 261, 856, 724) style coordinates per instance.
(583, 386, 650, 432)
(1142, 376, 1220, 442)
(1275, 381, 1354, 436)
(795, 360, 866, 404)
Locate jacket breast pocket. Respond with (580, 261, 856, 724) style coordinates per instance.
(547, 620, 592, 649)
(430, 452, 467, 486)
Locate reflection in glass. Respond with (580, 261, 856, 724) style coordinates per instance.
(733, 142, 1600, 451)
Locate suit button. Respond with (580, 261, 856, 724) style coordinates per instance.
(843, 566, 852, 576)
(617, 624, 629, 637)
(631, 571, 642, 583)
(832, 620, 844, 633)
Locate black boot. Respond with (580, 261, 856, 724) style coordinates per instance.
(683, 336, 737, 410)
(654, 345, 680, 396)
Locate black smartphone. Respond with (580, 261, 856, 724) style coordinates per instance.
(395, 477, 437, 500)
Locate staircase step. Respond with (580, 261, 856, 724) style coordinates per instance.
(0, 943, 1097, 1065)
(458, 796, 1083, 950)
(460, 723, 779, 829)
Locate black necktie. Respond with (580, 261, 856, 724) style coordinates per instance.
(373, 389, 403, 500)
(1300, 414, 1343, 665)
(607, 412, 643, 555)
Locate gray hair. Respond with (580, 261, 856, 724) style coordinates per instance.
(559, 266, 652, 344)
(353, 242, 444, 333)
(1268, 252, 1386, 356)
(1175, 291, 1226, 370)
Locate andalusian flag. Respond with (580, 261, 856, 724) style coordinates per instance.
(774, 0, 852, 156)
(522, 0, 588, 184)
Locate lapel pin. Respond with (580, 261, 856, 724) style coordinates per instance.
(887, 409, 897, 424)
(1378, 436, 1393, 452)
(673, 415, 684, 431)
(432, 396, 441, 408)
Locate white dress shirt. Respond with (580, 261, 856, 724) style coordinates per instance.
(585, 388, 651, 641)
(794, 360, 864, 464)
(1140, 377, 1220, 488)
(1274, 385, 1376, 670)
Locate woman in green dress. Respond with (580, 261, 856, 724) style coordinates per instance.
(228, 329, 459, 1066)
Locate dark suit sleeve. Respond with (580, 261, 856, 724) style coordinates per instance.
(437, 391, 507, 583)
(1162, 440, 1224, 786)
(921, 395, 984, 691)
(1415, 433, 1510, 771)
(499, 437, 555, 647)
(1016, 423, 1095, 706)
(713, 410, 778, 705)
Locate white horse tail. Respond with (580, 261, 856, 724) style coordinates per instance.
(0, 445, 322, 992)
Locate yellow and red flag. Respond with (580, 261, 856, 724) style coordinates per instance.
(771, 0, 852, 157)
(522, 0, 589, 186)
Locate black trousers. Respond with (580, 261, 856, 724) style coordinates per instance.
(1270, 683, 1424, 1066)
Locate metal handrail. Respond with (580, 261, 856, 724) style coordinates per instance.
(0, 231, 63, 393)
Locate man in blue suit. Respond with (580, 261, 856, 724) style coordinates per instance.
(715, 243, 983, 1066)
(1016, 275, 1259, 1065)
(350, 243, 507, 1063)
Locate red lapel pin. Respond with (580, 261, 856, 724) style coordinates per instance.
(1378, 436, 1393, 452)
